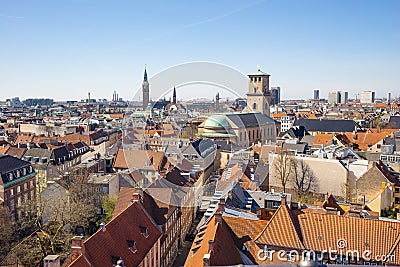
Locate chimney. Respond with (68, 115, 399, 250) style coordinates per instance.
(280, 194, 287, 206)
(208, 240, 214, 252)
(43, 255, 60, 267)
(215, 198, 225, 223)
(70, 236, 84, 262)
(132, 188, 143, 203)
(203, 253, 211, 266)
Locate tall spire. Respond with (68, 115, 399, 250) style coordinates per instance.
(172, 86, 177, 104)
(143, 65, 148, 82)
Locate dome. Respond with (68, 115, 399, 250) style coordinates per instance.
(204, 115, 230, 129)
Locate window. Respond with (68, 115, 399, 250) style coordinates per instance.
(253, 103, 257, 110)
(9, 173, 13, 181)
(140, 226, 149, 238)
(127, 240, 137, 253)
(17, 186, 21, 193)
(395, 188, 400, 194)
(24, 183, 28, 190)
(10, 188, 14, 196)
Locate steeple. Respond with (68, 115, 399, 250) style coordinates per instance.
(142, 65, 150, 110)
(143, 65, 148, 82)
(172, 86, 177, 104)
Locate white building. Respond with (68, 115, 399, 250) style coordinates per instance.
(359, 91, 375, 104)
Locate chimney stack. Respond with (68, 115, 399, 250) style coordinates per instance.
(43, 255, 60, 267)
(280, 194, 287, 206)
(203, 253, 211, 266)
(132, 188, 143, 203)
(215, 198, 225, 223)
(70, 236, 84, 262)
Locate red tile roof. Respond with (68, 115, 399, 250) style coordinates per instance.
(69, 201, 161, 267)
(184, 215, 244, 267)
(255, 205, 305, 250)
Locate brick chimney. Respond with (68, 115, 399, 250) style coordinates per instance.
(43, 255, 60, 267)
(132, 188, 143, 203)
(70, 236, 84, 262)
(280, 194, 287, 206)
(215, 198, 225, 223)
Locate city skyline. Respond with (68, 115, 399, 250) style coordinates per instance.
(1, 0, 399, 101)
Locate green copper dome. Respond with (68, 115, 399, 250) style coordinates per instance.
(204, 115, 230, 129)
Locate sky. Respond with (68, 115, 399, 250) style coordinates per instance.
(0, 0, 399, 101)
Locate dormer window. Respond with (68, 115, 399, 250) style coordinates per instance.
(126, 240, 137, 253)
(9, 173, 13, 181)
(140, 226, 149, 238)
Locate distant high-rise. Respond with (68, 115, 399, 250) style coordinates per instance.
(313, 89, 320, 100)
(359, 91, 375, 104)
(328, 91, 339, 105)
(388, 92, 391, 104)
(340, 91, 348, 104)
(270, 86, 281, 106)
(142, 66, 150, 110)
(328, 90, 348, 105)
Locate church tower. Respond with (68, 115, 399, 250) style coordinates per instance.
(215, 92, 220, 112)
(172, 86, 177, 104)
(246, 65, 271, 116)
(142, 66, 150, 110)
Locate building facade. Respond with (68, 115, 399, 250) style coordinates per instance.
(0, 155, 36, 221)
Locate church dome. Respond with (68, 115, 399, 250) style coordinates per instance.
(204, 115, 230, 129)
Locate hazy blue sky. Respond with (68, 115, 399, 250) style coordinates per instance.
(1, 0, 399, 101)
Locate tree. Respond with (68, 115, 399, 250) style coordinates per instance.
(0, 205, 17, 262)
(101, 195, 118, 223)
(273, 150, 294, 193)
(291, 158, 318, 196)
(6, 172, 99, 266)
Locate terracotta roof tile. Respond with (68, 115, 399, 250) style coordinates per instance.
(312, 133, 333, 146)
(184, 216, 244, 267)
(113, 149, 167, 171)
(69, 201, 161, 267)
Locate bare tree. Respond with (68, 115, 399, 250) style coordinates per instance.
(6, 171, 99, 266)
(291, 158, 318, 196)
(273, 150, 294, 193)
(0, 205, 17, 262)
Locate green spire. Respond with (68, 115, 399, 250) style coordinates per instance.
(143, 65, 148, 82)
